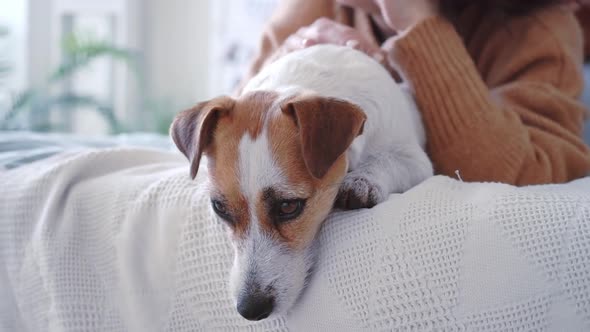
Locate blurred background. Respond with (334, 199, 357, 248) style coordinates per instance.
(0, 0, 277, 136)
(1, 0, 589, 143)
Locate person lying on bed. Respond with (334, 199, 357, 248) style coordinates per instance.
(240, 0, 590, 185)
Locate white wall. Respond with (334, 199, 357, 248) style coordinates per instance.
(144, 0, 211, 107)
(27, 0, 51, 88)
(0, 0, 28, 91)
(208, 0, 277, 96)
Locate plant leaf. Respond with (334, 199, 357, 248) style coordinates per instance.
(50, 35, 139, 83)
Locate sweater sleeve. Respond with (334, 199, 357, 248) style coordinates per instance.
(386, 13, 590, 185)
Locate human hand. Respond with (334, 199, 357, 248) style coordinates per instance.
(374, 0, 439, 32)
(278, 18, 383, 59)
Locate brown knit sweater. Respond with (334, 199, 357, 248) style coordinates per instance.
(244, 1, 590, 185)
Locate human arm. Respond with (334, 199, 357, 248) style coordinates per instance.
(384, 10, 590, 184)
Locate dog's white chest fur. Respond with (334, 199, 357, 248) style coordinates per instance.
(242, 44, 428, 172)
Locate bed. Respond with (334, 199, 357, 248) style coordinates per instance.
(0, 132, 589, 331)
(1, 3, 590, 328)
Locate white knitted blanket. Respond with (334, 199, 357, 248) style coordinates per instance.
(1, 148, 590, 331)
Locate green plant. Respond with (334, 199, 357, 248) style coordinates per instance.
(1, 34, 138, 133)
(0, 32, 178, 135)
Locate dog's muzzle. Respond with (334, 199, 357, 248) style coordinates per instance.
(236, 287, 275, 321)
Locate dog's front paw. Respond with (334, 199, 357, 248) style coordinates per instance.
(335, 173, 387, 210)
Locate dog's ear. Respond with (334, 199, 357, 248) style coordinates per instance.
(170, 96, 235, 179)
(281, 95, 366, 179)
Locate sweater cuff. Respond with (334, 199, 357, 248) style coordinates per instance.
(384, 16, 493, 149)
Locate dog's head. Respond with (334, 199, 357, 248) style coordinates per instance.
(171, 91, 365, 320)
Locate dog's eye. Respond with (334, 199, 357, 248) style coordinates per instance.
(211, 199, 232, 221)
(274, 199, 305, 222)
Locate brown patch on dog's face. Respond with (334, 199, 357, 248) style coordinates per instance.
(181, 91, 367, 318)
(205, 91, 280, 241)
(169, 91, 363, 254)
(208, 92, 364, 249)
(262, 111, 347, 250)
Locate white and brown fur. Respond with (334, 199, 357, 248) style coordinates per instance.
(170, 44, 433, 321)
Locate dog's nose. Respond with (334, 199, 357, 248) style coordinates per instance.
(237, 293, 275, 321)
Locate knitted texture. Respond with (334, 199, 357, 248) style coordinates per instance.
(1, 148, 590, 331)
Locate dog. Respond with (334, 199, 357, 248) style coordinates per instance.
(170, 44, 433, 321)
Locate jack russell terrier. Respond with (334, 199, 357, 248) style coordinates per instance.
(170, 44, 433, 321)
